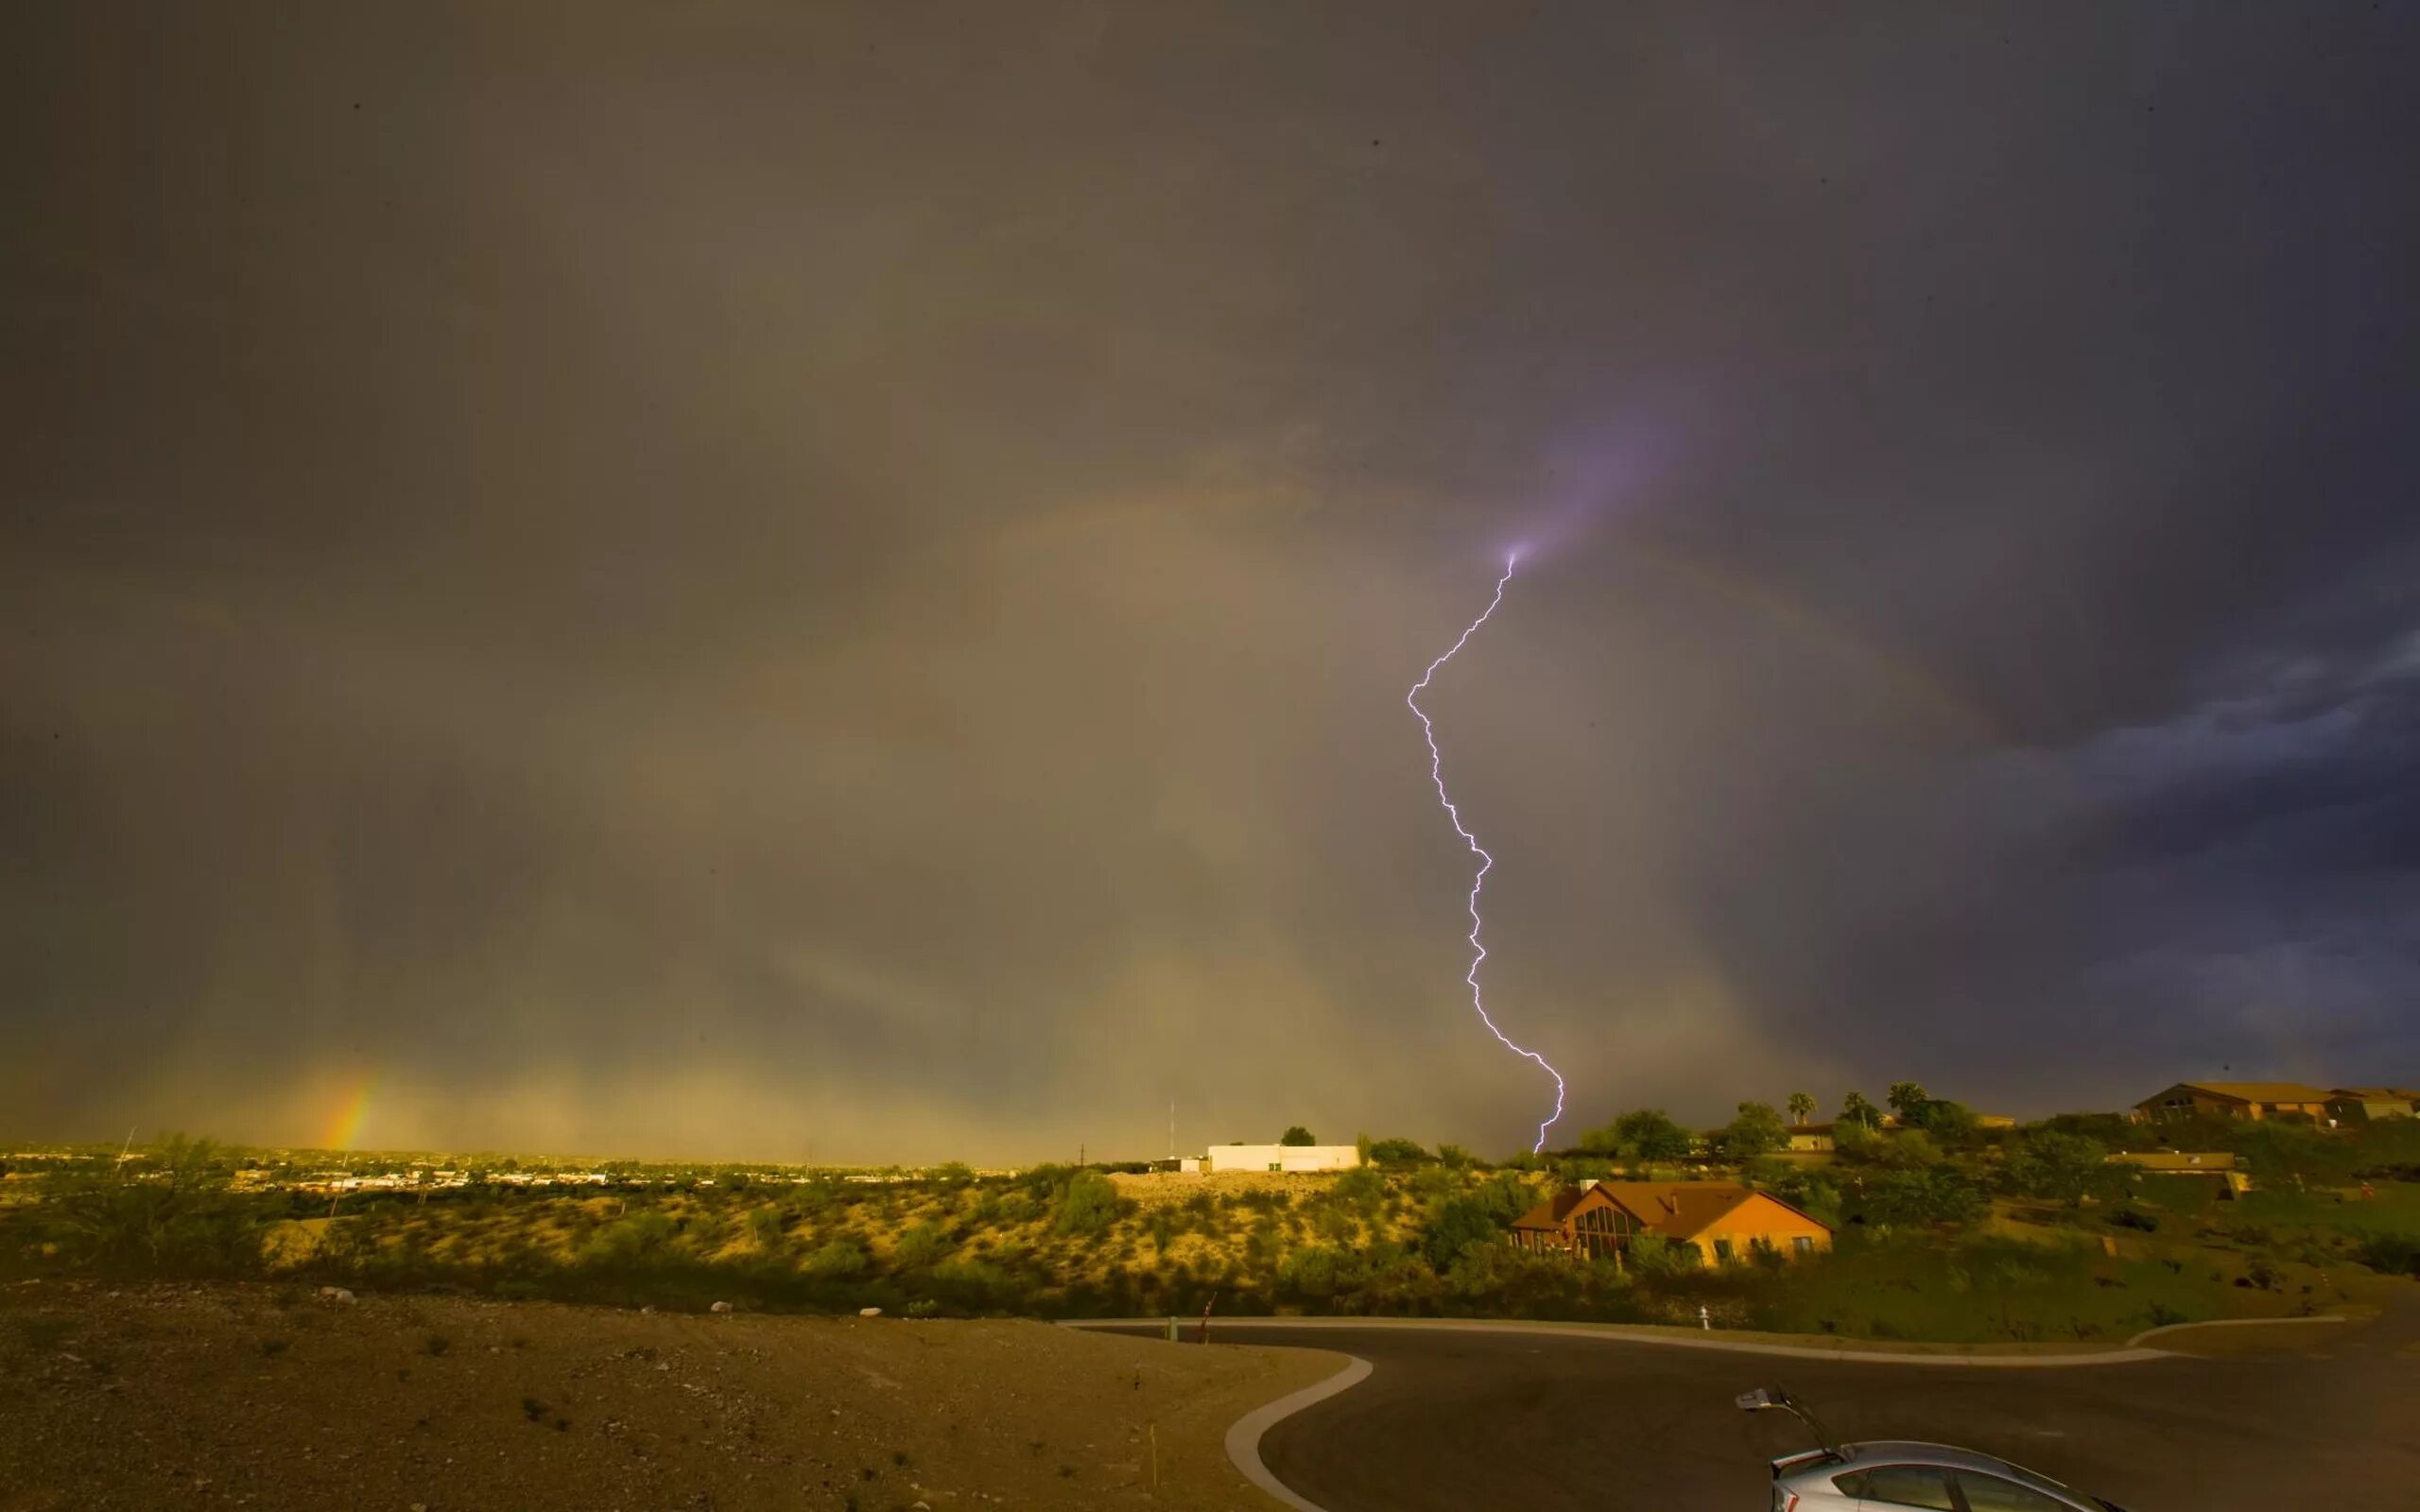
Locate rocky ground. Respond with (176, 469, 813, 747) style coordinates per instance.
(0, 1280, 1337, 1512)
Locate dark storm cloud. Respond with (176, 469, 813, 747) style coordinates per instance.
(4, 4, 2415, 1159)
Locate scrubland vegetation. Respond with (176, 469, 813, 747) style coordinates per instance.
(6, 1101, 2415, 1346)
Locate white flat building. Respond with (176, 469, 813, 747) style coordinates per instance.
(1198, 1143, 1361, 1174)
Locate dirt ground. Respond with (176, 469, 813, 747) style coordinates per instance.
(0, 1280, 1339, 1512)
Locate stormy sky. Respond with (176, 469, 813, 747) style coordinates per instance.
(6, 4, 2415, 1162)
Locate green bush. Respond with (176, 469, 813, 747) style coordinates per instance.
(1856, 1167, 1986, 1229)
(35, 1137, 268, 1277)
(1278, 1245, 1363, 1301)
(1420, 1196, 1505, 1271)
(893, 1221, 955, 1269)
(1333, 1166, 1388, 1210)
(576, 1211, 680, 1269)
(1051, 1173, 1120, 1237)
(1626, 1233, 1700, 1278)
(1715, 1103, 1789, 1160)
(800, 1238, 870, 1280)
(923, 1258, 1021, 1312)
(2357, 1233, 2420, 1278)
(2002, 1131, 2113, 1205)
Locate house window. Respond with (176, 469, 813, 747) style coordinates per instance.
(1791, 1236, 1814, 1257)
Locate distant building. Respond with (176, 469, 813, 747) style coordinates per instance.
(2325, 1088, 2419, 1123)
(2132, 1082, 2332, 1123)
(1197, 1143, 1361, 1174)
(1510, 1180, 1832, 1266)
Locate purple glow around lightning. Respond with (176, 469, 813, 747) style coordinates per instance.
(1407, 552, 1568, 1153)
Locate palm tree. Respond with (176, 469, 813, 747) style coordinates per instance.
(1788, 1091, 1816, 1126)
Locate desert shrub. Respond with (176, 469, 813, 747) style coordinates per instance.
(576, 1211, 681, 1269)
(1051, 1173, 1120, 1237)
(1756, 1169, 1842, 1228)
(994, 1191, 1042, 1226)
(800, 1238, 870, 1280)
(893, 1221, 955, 1269)
(1438, 1144, 1476, 1170)
(2357, 1233, 2420, 1278)
(2229, 1122, 2353, 1186)
(35, 1137, 268, 1277)
(1333, 1166, 1388, 1210)
(1408, 1165, 1459, 1205)
(1471, 1172, 1538, 1226)
(1420, 1196, 1506, 1271)
(1368, 1138, 1428, 1167)
(1311, 1202, 1357, 1245)
(2002, 1131, 2113, 1205)
(1278, 1245, 1362, 1302)
(746, 1205, 789, 1252)
(1626, 1233, 1700, 1278)
(1856, 1167, 1987, 1229)
(923, 1258, 1021, 1313)
(1443, 1239, 1584, 1311)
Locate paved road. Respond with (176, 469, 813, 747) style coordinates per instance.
(1123, 1304, 2420, 1511)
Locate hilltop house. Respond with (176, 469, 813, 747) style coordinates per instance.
(2325, 1088, 2419, 1123)
(1511, 1180, 1832, 1266)
(2132, 1082, 2332, 1123)
(1196, 1143, 1360, 1174)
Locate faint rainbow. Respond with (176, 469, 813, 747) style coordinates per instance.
(323, 1074, 376, 1151)
(1626, 541, 2005, 745)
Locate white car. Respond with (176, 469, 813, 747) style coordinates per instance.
(1739, 1389, 2133, 1512)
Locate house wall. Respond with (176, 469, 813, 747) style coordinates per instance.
(2326, 1098, 2415, 1122)
(1690, 1196, 1834, 1262)
(1199, 1144, 1360, 1174)
(2136, 1086, 2329, 1122)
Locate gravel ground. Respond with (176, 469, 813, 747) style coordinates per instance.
(0, 1280, 1338, 1512)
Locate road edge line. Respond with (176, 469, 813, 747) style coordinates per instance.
(2124, 1314, 2348, 1348)
(1063, 1316, 2169, 1366)
(1221, 1353, 1374, 1512)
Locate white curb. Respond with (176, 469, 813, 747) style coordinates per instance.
(1221, 1353, 1374, 1512)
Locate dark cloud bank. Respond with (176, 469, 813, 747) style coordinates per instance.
(4, 5, 2414, 1160)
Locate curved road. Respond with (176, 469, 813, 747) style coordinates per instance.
(1128, 1305, 2419, 1510)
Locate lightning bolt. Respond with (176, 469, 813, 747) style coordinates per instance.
(1407, 552, 1567, 1154)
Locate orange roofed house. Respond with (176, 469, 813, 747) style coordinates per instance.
(1511, 1180, 1832, 1267)
(2131, 1082, 2332, 1123)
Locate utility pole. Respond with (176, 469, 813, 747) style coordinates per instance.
(1167, 1102, 1176, 1164)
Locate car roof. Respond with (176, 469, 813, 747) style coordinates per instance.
(1781, 1442, 2075, 1494)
